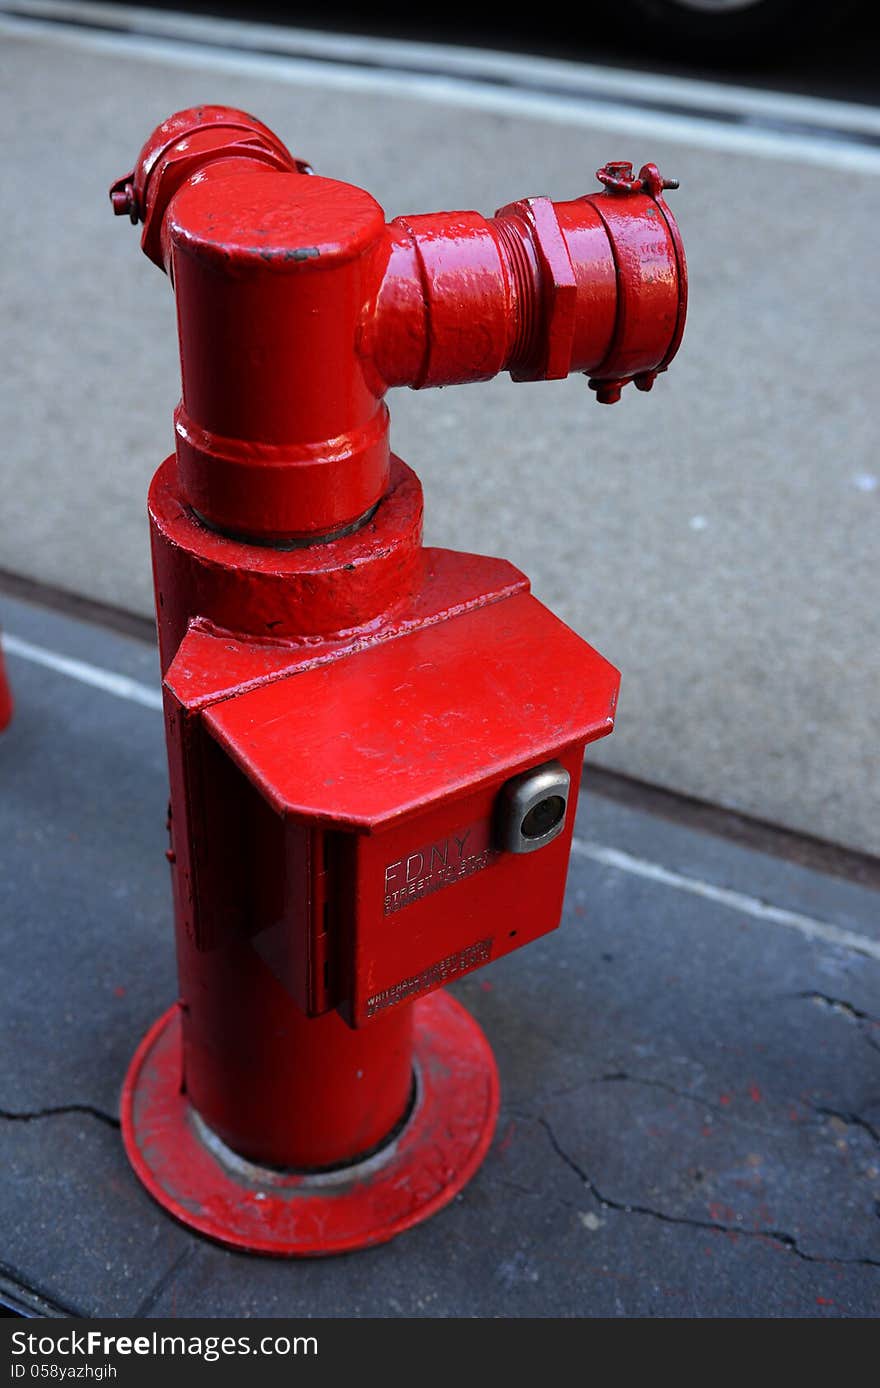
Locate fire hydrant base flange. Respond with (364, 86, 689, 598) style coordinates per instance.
(121, 990, 499, 1256)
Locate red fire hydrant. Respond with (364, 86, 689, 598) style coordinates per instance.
(111, 107, 686, 1255)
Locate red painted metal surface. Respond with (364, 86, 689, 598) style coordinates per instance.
(111, 107, 687, 1253)
(0, 639, 12, 731)
(202, 596, 615, 1029)
(116, 107, 686, 543)
(121, 992, 498, 1256)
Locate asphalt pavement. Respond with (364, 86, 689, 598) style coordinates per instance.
(1, 592, 878, 1317)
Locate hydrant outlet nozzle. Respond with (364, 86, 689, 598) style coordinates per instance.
(110, 108, 687, 539)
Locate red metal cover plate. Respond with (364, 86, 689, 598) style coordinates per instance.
(204, 592, 619, 829)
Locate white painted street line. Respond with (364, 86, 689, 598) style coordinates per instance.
(572, 839, 880, 962)
(2, 632, 163, 711)
(2, 0, 880, 173)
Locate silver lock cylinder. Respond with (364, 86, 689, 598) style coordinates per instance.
(496, 760, 571, 854)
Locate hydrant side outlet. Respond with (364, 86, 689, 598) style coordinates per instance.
(111, 107, 687, 1256)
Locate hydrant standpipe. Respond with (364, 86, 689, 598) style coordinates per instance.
(111, 107, 687, 1256)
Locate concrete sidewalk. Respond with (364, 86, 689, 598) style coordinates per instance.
(0, 6, 878, 858)
(2, 592, 879, 1317)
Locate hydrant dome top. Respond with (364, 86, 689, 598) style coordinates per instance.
(169, 171, 387, 268)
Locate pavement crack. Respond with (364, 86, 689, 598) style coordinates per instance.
(546, 1068, 880, 1153)
(0, 1102, 120, 1130)
(594, 1071, 737, 1121)
(792, 991, 880, 1028)
(542, 1071, 789, 1140)
(134, 1246, 197, 1317)
(812, 1104, 880, 1147)
(537, 1116, 880, 1269)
